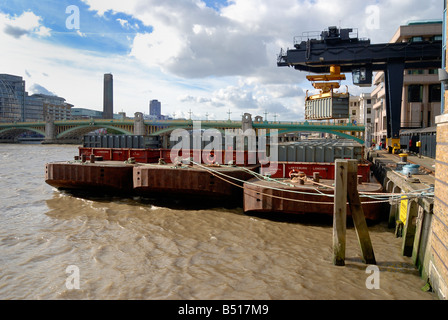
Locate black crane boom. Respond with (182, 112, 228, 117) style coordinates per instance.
(278, 26, 442, 152)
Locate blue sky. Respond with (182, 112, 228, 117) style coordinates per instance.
(0, 0, 443, 120)
(0, 0, 153, 54)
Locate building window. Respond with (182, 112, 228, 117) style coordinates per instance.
(367, 118, 371, 123)
(410, 36, 423, 42)
(352, 110, 356, 115)
(428, 69, 439, 75)
(408, 85, 423, 102)
(433, 35, 443, 41)
(429, 84, 441, 102)
(367, 99, 372, 104)
(367, 108, 371, 114)
(408, 69, 424, 75)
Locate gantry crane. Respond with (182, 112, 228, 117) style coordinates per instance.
(278, 26, 442, 153)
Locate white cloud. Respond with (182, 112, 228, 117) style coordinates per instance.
(0, 17, 191, 117)
(29, 83, 56, 96)
(35, 25, 51, 37)
(76, 30, 86, 37)
(81, 0, 138, 17)
(0, 11, 51, 38)
(85, 0, 442, 83)
(1, 0, 444, 121)
(116, 18, 130, 29)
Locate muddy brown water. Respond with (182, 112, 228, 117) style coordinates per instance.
(0, 144, 435, 299)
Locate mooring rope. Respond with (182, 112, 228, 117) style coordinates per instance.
(189, 161, 434, 205)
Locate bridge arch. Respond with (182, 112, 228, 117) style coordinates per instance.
(150, 126, 228, 137)
(0, 127, 45, 138)
(273, 128, 364, 144)
(150, 126, 192, 136)
(57, 125, 133, 139)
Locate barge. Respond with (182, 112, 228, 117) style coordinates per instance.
(45, 144, 260, 205)
(243, 171, 383, 220)
(45, 159, 135, 194)
(133, 162, 259, 205)
(45, 135, 382, 218)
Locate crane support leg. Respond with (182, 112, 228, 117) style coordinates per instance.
(385, 62, 404, 154)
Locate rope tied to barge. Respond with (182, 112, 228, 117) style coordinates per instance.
(190, 161, 434, 205)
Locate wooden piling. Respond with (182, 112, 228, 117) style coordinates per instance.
(402, 200, 419, 257)
(347, 160, 376, 265)
(333, 160, 347, 266)
(412, 206, 425, 266)
(388, 185, 401, 228)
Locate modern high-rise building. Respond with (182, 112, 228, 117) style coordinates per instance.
(103, 73, 113, 119)
(0, 74, 72, 122)
(149, 99, 161, 119)
(32, 93, 73, 120)
(24, 93, 44, 122)
(359, 93, 374, 147)
(0, 74, 25, 122)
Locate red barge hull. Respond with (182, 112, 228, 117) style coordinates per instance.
(244, 161, 384, 220)
(45, 148, 260, 202)
(243, 178, 384, 220)
(133, 164, 259, 203)
(46, 147, 382, 218)
(45, 161, 135, 193)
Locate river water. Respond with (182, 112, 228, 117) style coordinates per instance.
(0, 144, 435, 300)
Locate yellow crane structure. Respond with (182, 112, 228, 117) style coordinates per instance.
(304, 65, 350, 121)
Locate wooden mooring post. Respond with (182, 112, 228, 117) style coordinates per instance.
(333, 159, 376, 266)
(333, 160, 347, 266)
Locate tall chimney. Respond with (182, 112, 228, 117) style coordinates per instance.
(103, 73, 113, 119)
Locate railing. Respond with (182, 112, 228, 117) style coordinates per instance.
(0, 119, 366, 134)
(293, 31, 321, 45)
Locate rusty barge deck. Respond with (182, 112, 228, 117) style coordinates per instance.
(45, 154, 260, 204)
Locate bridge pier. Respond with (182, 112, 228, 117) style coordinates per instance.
(134, 112, 146, 136)
(237, 113, 255, 151)
(242, 113, 253, 132)
(42, 115, 81, 144)
(43, 115, 57, 143)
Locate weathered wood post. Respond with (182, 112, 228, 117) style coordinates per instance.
(333, 160, 348, 266)
(347, 160, 376, 265)
(412, 206, 425, 265)
(401, 199, 419, 257)
(388, 185, 401, 228)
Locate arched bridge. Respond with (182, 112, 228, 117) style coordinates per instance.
(0, 112, 365, 144)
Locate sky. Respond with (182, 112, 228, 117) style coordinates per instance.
(0, 0, 443, 121)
